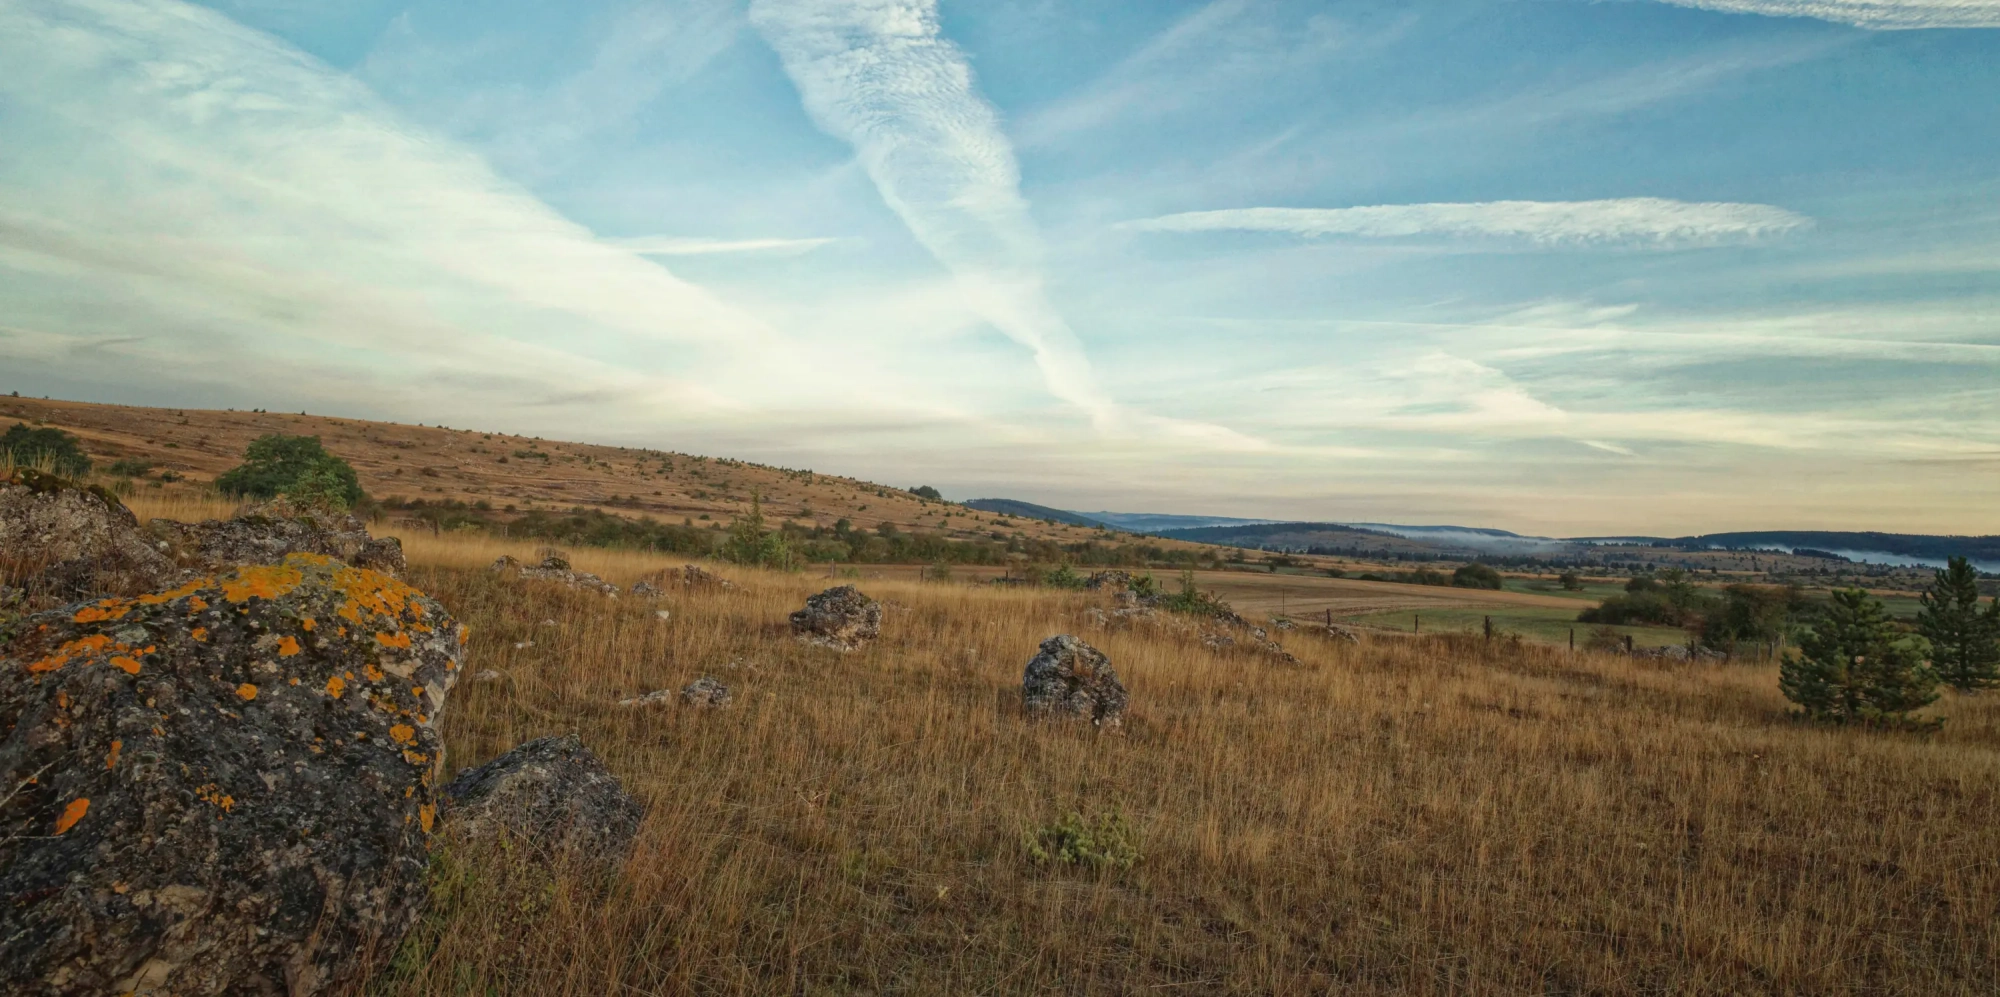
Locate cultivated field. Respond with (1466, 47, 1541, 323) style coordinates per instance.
(144, 523, 1991, 996)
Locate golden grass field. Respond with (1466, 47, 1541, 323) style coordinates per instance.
(80, 509, 1975, 996)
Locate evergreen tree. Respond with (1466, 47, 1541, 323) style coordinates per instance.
(1781, 588, 1939, 725)
(1917, 556, 2000, 692)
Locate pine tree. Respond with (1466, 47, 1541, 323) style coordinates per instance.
(1781, 588, 1940, 725)
(1917, 556, 2000, 692)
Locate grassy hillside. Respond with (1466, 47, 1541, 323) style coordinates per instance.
(86, 499, 1989, 995)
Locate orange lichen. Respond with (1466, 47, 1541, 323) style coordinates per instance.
(55, 690, 69, 709)
(72, 599, 132, 624)
(403, 749, 429, 766)
(190, 627, 209, 642)
(325, 676, 346, 699)
(111, 656, 141, 675)
(106, 740, 122, 770)
(419, 803, 436, 834)
(236, 683, 258, 701)
(363, 663, 385, 683)
(188, 596, 209, 612)
(55, 798, 89, 834)
(388, 724, 416, 745)
(220, 562, 306, 604)
(374, 631, 412, 650)
(330, 565, 424, 626)
(276, 636, 302, 657)
(196, 784, 236, 812)
(27, 634, 116, 674)
(137, 579, 209, 606)
(301, 618, 316, 631)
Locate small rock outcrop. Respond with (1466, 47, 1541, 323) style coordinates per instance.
(1022, 635, 1127, 732)
(440, 734, 644, 864)
(150, 496, 407, 578)
(789, 585, 882, 651)
(490, 553, 620, 597)
(0, 469, 180, 610)
(680, 676, 732, 708)
(0, 553, 465, 997)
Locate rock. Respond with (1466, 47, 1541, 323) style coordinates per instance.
(0, 469, 181, 610)
(1022, 634, 1127, 732)
(1323, 623, 1361, 644)
(1271, 618, 1297, 631)
(789, 585, 883, 652)
(1084, 570, 1133, 591)
(640, 564, 733, 592)
(654, 609, 672, 622)
(471, 669, 507, 684)
(680, 676, 731, 708)
(440, 734, 644, 865)
(0, 552, 465, 997)
(630, 580, 660, 598)
(1200, 631, 1236, 650)
(149, 496, 407, 579)
(616, 690, 675, 709)
(491, 554, 620, 597)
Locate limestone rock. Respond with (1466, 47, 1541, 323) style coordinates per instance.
(0, 553, 465, 997)
(491, 554, 620, 597)
(0, 469, 181, 611)
(630, 580, 660, 598)
(1084, 570, 1134, 591)
(440, 734, 644, 865)
(680, 676, 731, 708)
(1022, 634, 1127, 732)
(789, 585, 882, 652)
(616, 690, 675, 709)
(149, 496, 406, 579)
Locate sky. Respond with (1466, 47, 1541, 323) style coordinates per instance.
(1, 0, 1995, 536)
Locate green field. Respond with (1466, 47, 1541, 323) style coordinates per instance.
(1338, 605, 1691, 649)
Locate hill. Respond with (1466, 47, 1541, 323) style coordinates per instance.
(962, 498, 1113, 530)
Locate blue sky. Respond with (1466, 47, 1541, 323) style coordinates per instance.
(1, 0, 1995, 535)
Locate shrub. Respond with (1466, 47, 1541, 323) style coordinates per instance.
(216, 434, 362, 509)
(0, 423, 90, 477)
(909, 485, 942, 501)
(1781, 589, 1939, 726)
(105, 458, 154, 477)
(1453, 563, 1503, 590)
(1558, 571, 1583, 591)
(1023, 811, 1139, 871)
(1155, 570, 1237, 618)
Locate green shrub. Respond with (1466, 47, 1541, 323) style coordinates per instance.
(1023, 811, 1140, 871)
(909, 485, 942, 501)
(1155, 570, 1236, 618)
(215, 434, 362, 509)
(1453, 563, 1503, 589)
(1558, 571, 1583, 591)
(105, 458, 154, 477)
(1, 423, 90, 477)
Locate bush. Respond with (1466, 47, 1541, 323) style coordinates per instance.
(215, 434, 362, 509)
(1453, 563, 1502, 590)
(1023, 811, 1139, 871)
(1, 423, 90, 476)
(1558, 571, 1583, 591)
(1781, 589, 1939, 726)
(105, 458, 154, 477)
(909, 485, 942, 501)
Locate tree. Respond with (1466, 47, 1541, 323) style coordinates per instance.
(1, 423, 91, 477)
(1557, 571, 1583, 591)
(1780, 588, 1939, 726)
(1917, 556, 2000, 692)
(909, 485, 942, 501)
(215, 435, 362, 509)
(1452, 563, 1503, 590)
(722, 494, 790, 569)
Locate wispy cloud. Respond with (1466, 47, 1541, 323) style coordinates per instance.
(1124, 198, 1812, 247)
(1651, 0, 2000, 29)
(609, 236, 840, 256)
(746, 0, 1116, 423)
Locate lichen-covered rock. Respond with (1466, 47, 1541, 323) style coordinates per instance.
(1022, 635, 1127, 732)
(1084, 570, 1134, 591)
(0, 553, 466, 997)
(491, 554, 620, 597)
(789, 585, 882, 652)
(0, 469, 181, 611)
(149, 498, 406, 579)
(680, 676, 731, 708)
(440, 734, 643, 864)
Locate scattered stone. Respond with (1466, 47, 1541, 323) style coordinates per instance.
(1022, 634, 1127, 732)
(643, 564, 734, 591)
(0, 553, 465, 996)
(149, 496, 407, 579)
(0, 469, 180, 610)
(680, 676, 732, 708)
(1201, 630, 1236, 650)
(514, 640, 535, 650)
(472, 669, 507, 684)
(1272, 618, 1297, 631)
(654, 609, 672, 622)
(1084, 570, 1134, 591)
(1323, 623, 1361, 644)
(491, 554, 620, 597)
(630, 580, 661, 598)
(789, 585, 883, 652)
(616, 690, 676, 709)
(440, 734, 644, 865)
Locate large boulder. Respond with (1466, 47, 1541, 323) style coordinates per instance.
(789, 585, 882, 652)
(0, 553, 465, 997)
(1022, 635, 1127, 733)
(0, 469, 181, 611)
(440, 734, 644, 865)
(150, 497, 406, 578)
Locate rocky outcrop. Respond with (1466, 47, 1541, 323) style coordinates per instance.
(491, 553, 619, 597)
(0, 469, 180, 610)
(789, 586, 882, 652)
(440, 734, 644, 865)
(636, 564, 734, 593)
(0, 553, 465, 997)
(1022, 635, 1127, 732)
(150, 497, 407, 578)
(680, 676, 731, 708)
(1084, 570, 1134, 591)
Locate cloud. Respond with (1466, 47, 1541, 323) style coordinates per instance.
(1650, 0, 2000, 29)
(1124, 198, 1812, 247)
(610, 236, 841, 256)
(746, 0, 1117, 424)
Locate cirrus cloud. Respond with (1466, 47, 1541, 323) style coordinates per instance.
(1123, 198, 1812, 248)
(1650, 0, 2000, 29)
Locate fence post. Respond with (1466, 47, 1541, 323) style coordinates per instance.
(1483, 616, 1492, 641)
(1569, 628, 1575, 651)
(1414, 614, 1420, 634)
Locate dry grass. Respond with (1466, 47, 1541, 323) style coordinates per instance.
(350, 533, 2000, 996)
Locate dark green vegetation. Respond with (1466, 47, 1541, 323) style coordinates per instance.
(1918, 557, 2000, 692)
(0, 423, 91, 476)
(215, 434, 363, 510)
(1452, 562, 1503, 589)
(1780, 589, 1940, 727)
